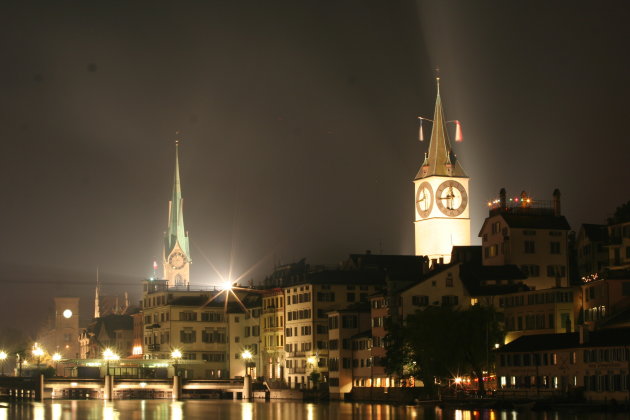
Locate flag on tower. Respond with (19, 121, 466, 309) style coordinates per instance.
(418, 117, 424, 141)
(454, 120, 463, 142)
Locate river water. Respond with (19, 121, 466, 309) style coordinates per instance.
(1, 400, 628, 420)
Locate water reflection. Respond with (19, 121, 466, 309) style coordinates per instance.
(2, 401, 630, 420)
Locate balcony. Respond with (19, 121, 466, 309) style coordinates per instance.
(288, 351, 305, 358)
(147, 343, 161, 351)
(288, 367, 306, 374)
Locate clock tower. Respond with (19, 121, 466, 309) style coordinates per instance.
(414, 79, 471, 263)
(164, 141, 191, 287)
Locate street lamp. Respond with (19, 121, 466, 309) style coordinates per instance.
(102, 348, 119, 377)
(0, 351, 7, 376)
(171, 349, 182, 377)
(32, 345, 44, 371)
(52, 353, 62, 376)
(241, 350, 253, 376)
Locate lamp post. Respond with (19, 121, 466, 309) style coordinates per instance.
(32, 345, 44, 372)
(241, 350, 253, 376)
(0, 351, 7, 376)
(171, 349, 182, 377)
(52, 353, 62, 377)
(307, 355, 319, 390)
(102, 348, 119, 377)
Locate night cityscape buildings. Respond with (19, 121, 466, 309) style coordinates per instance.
(1, 2, 629, 407)
(3, 80, 627, 404)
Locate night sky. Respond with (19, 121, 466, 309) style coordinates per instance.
(1, 1, 628, 333)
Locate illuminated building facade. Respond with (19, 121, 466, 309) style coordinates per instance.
(327, 305, 371, 399)
(479, 188, 570, 290)
(261, 289, 286, 381)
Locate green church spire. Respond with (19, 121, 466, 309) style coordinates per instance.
(165, 141, 190, 258)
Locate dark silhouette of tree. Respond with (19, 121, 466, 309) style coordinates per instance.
(385, 305, 503, 396)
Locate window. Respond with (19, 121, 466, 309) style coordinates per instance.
(622, 282, 630, 297)
(329, 340, 339, 350)
(347, 293, 356, 302)
(252, 326, 260, 336)
(342, 315, 358, 329)
(328, 316, 339, 330)
(180, 329, 196, 343)
(317, 292, 335, 302)
(202, 352, 225, 362)
(412, 295, 429, 306)
(180, 311, 197, 321)
(244, 327, 251, 337)
(550, 241, 561, 254)
(524, 241, 535, 254)
(446, 273, 454, 287)
(201, 312, 224, 322)
(442, 295, 459, 306)
(202, 328, 226, 343)
(301, 326, 312, 336)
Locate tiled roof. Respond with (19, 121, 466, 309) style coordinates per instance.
(498, 328, 630, 352)
(500, 213, 571, 230)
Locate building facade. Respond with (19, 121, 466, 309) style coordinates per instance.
(479, 189, 571, 290)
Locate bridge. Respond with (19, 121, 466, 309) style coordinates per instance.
(0, 376, 251, 401)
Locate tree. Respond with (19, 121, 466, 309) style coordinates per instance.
(383, 319, 418, 385)
(399, 305, 503, 396)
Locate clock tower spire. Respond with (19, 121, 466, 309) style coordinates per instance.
(414, 78, 471, 263)
(164, 139, 191, 287)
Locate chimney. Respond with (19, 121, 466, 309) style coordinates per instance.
(499, 188, 506, 209)
(553, 189, 561, 216)
(439, 257, 444, 265)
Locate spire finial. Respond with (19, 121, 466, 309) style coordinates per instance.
(434, 66, 441, 95)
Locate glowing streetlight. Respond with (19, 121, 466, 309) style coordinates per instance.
(52, 353, 62, 376)
(171, 349, 182, 376)
(32, 345, 44, 370)
(102, 348, 119, 376)
(307, 356, 317, 366)
(0, 351, 7, 376)
(241, 350, 253, 376)
(220, 280, 233, 291)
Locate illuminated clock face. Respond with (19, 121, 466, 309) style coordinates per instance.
(169, 252, 186, 269)
(63, 309, 73, 319)
(415, 181, 434, 219)
(435, 180, 468, 217)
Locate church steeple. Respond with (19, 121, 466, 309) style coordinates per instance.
(163, 140, 191, 287)
(415, 78, 467, 179)
(413, 77, 471, 263)
(94, 267, 100, 319)
(165, 141, 190, 258)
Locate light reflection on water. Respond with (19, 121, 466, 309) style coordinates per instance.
(1, 400, 629, 420)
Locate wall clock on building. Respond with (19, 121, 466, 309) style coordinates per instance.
(436, 180, 468, 217)
(169, 252, 186, 269)
(415, 182, 434, 219)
